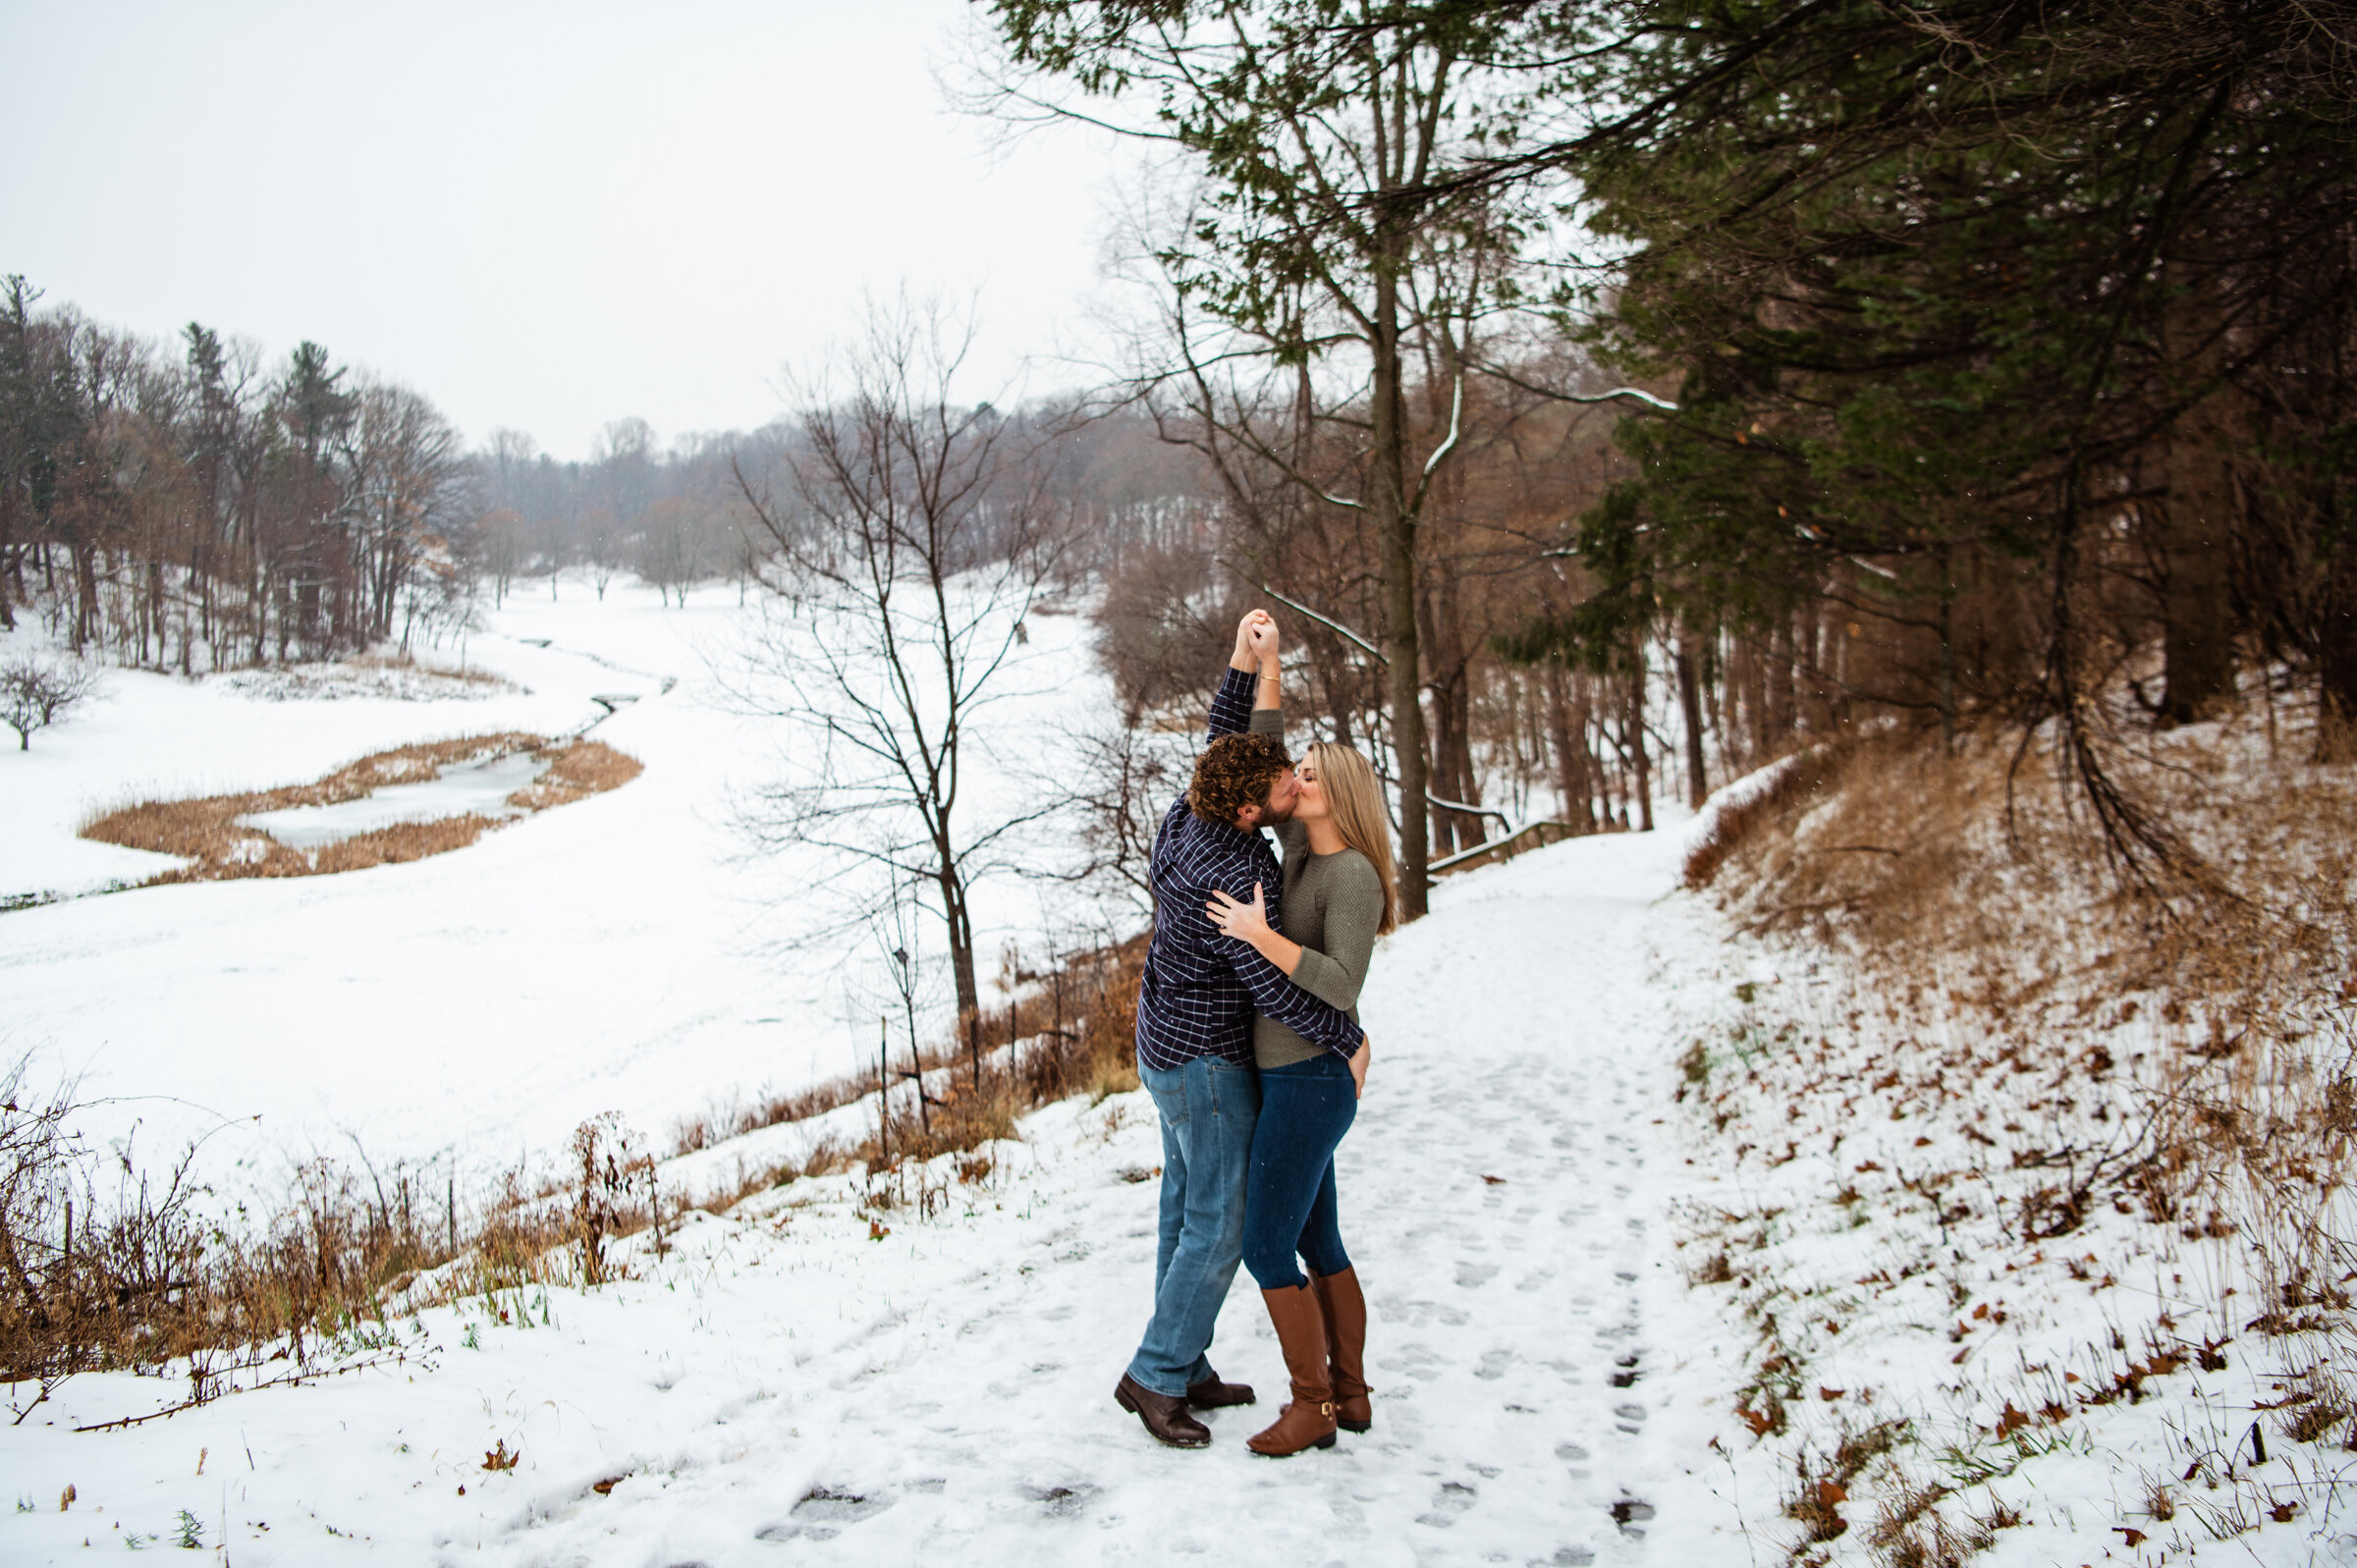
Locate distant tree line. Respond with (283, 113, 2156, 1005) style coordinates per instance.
(0, 276, 474, 670)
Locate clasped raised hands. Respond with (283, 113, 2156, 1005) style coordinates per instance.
(1233, 609, 1280, 669)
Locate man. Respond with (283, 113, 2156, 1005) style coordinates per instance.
(1114, 610, 1371, 1448)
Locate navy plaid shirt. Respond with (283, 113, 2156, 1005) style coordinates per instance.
(1133, 667, 1365, 1071)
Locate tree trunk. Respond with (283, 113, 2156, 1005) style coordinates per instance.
(1627, 666, 1655, 833)
(1370, 260, 1430, 919)
(1542, 665, 1590, 830)
(1417, 566, 1481, 856)
(937, 846, 982, 1071)
(2159, 411, 2238, 725)
(1768, 619, 1796, 746)
(1674, 628, 1708, 809)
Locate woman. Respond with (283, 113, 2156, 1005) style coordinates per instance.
(1205, 740, 1397, 1457)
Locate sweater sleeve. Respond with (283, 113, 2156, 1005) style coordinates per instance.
(1287, 853, 1383, 1029)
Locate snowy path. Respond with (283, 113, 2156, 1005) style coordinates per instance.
(2, 829, 1743, 1566)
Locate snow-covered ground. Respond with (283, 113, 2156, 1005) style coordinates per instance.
(27, 582, 2333, 1562)
(0, 801, 1755, 1565)
(0, 581, 1107, 1195)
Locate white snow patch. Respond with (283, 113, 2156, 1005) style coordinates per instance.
(237, 750, 552, 848)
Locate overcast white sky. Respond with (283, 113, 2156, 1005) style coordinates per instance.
(0, 0, 1129, 460)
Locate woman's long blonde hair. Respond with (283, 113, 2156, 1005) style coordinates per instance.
(1305, 741, 1399, 936)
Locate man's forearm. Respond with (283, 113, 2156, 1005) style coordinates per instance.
(1206, 665, 1258, 740)
(1229, 939, 1362, 1056)
(1239, 923, 1304, 975)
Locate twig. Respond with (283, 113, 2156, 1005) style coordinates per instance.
(74, 1352, 405, 1433)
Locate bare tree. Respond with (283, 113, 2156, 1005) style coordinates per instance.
(730, 298, 1070, 1059)
(0, 651, 98, 750)
(1060, 713, 1189, 920)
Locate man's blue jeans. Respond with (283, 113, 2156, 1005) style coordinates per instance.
(1128, 1053, 1260, 1398)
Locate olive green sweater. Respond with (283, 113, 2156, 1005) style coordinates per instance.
(1248, 707, 1384, 1068)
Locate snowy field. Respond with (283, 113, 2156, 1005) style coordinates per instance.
(19, 582, 2335, 1563)
(0, 800, 1749, 1566)
(0, 580, 1108, 1197)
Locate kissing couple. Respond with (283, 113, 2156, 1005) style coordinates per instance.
(1114, 609, 1398, 1456)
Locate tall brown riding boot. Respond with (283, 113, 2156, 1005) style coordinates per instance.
(1310, 1267, 1372, 1433)
(1247, 1284, 1339, 1456)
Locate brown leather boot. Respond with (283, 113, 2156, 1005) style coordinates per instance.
(1186, 1367, 1256, 1409)
(1310, 1268, 1372, 1433)
(1115, 1374, 1211, 1448)
(1246, 1285, 1339, 1456)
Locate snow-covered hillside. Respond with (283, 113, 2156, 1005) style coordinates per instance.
(0, 808, 1751, 1566)
(0, 581, 1108, 1194)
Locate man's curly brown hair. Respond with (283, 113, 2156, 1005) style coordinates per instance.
(1188, 731, 1292, 828)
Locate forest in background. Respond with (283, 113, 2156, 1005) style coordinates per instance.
(3, 0, 2351, 903)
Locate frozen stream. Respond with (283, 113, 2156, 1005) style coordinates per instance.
(237, 750, 552, 849)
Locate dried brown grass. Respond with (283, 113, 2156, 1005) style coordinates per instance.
(2, 1072, 678, 1425)
(1712, 694, 2357, 1536)
(2, 915, 1148, 1425)
(81, 733, 642, 883)
(1683, 745, 1851, 892)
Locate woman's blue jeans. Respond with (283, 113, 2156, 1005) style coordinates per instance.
(1128, 1054, 1260, 1398)
(1241, 1052, 1356, 1290)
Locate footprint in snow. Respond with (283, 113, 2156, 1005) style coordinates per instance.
(1610, 1353, 1641, 1387)
(1532, 1549, 1596, 1566)
(1027, 1483, 1098, 1519)
(1613, 1401, 1645, 1434)
(1414, 1480, 1478, 1528)
(1385, 1342, 1444, 1380)
(1382, 1298, 1467, 1328)
(1475, 1348, 1513, 1380)
(1455, 1262, 1500, 1289)
(1610, 1497, 1656, 1536)
(755, 1487, 894, 1542)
